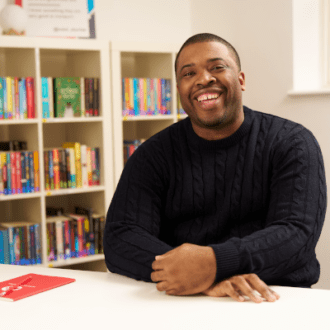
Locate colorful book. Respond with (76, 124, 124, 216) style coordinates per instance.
(0, 273, 75, 302)
(54, 77, 81, 118)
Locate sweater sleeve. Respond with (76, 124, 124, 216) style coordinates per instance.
(210, 126, 327, 285)
(103, 141, 173, 282)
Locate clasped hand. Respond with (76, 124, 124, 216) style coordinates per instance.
(151, 243, 280, 303)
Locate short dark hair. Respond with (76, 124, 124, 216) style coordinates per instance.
(175, 33, 241, 76)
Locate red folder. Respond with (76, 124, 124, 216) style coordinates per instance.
(0, 273, 75, 302)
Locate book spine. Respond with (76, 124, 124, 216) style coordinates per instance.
(81, 145, 88, 188)
(29, 225, 36, 265)
(14, 77, 19, 120)
(22, 78, 27, 119)
(10, 152, 16, 194)
(69, 148, 76, 188)
(80, 77, 85, 117)
(69, 220, 75, 258)
(0, 77, 3, 119)
(41, 77, 49, 119)
(99, 217, 105, 253)
(95, 147, 100, 185)
(86, 146, 92, 186)
(77, 218, 84, 257)
(24, 152, 30, 193)
(64, 220, 71, 259)
(25, 225, 31, 264)
(93, 78, 99, 116)
(48, 77, 54, 118)
(53, 149, 60, 190)
(26, 77, 35, 119)
(84, 78, 89, 117)
(3, 78, 7, 119)
(91, 148, 96, 185)
(6, 77, 13, 119)
(55, 221, 64, 260)
(0, 230, 4, 264)
(29, 151, 34, 193)
(13, 227, 20, 265)
(34, 223, 42, 264)
(8, 227, 15, 264)
(6, 152, 11, 195)
(84, 217, 90, 255)
(20, 152, 26, 193)
(34, 151, 40, 192)
(65, 148, 71, 188)
(11, 78, 15, 120)
(75, 143, 82, 188)
(44, 151, 50, 191)
(16, 151, 22, 194)
(48, 150, 54, 190)
(94, 217, 99, 254)
(60, 149, 67, 189)
(89, 78, 93, 116)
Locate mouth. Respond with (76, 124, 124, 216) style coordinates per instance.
(196, 93, 221, 102)
(195, 92, 222, 110)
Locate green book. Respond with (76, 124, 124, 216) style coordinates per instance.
(54, 77, 81, 118)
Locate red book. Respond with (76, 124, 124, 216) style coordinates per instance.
(10, 152, 17, 194)
(53, 149, 60, 190)
(26, 77, 35, 119)
(0, 273, 75, 302)
(16, 151, 22, 194)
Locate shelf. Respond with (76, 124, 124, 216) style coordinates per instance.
(122, 114, 175, 121)
(0, 119, 39, 125)
(0, 192, 42, 201)
(45, 186, 105, 197)
(47, 254, 105, 268)
(42, 117, 103, 124)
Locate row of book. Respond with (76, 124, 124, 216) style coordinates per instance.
(0, 151, 40, 195)
(42, 77, 100, 118)
(0, 206, 106, 265)
(44, 143, 100, 191)
(0, 76, 36, 120)
(46, 206, 105, 261)
(0, 222, 42, 265)
(123, 139, 145, 166)
(122, 78, 171, 116)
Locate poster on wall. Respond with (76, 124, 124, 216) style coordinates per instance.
(16, 0, 95, 38)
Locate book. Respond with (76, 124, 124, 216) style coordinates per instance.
(0, 273, 75, 302)
(26, 77, 35, 119)
(54, 77, 81, 118)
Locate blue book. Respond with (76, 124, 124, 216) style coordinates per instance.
(41, 77, 50, 118)
(48, 150, 54, 190)
(133, 78, 139, 115)
(3, 78, 7, 119)
(7, 227, 15, 264)
(24, 152, 30, 193)
(29, 152, 34, 193)
(34, 224, 42, 264)
(21, 78, 27, 119)
(0, 229, 4, 264)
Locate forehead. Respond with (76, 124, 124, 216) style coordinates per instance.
(177, 41, 234, 71)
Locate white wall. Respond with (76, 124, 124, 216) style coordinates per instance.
(191, 0, 330, 290)
(95, 0, 191, 44)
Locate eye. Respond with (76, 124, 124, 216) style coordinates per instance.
(212, 65, 224, 70)
(183, 71, 194, 77)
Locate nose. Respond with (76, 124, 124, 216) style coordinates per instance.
(195, 69, 216, 87)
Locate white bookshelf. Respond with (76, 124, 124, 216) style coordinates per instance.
(0, 36, 113, 270)
(110, 41, 186, 185)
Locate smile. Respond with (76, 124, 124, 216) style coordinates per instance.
(197, 93, 220, 102)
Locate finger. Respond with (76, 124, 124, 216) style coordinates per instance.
(245, 275, 278, 302)
(156, 281, 169, 292)
(151, 270, 167, 282)
(269, 288, 280, 300)
(155, 255, 165, 261)
(232, 277, 263, 303)
(222, 281, 245, 302)
(151, 259, 164, 271)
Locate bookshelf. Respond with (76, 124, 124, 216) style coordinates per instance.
(110, 41, 187, 185)
(0, 36, 113, 271)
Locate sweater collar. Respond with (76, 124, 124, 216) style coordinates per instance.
(184, 106, 254, 150)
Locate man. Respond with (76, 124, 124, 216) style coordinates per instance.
(104, 33, 327, 303)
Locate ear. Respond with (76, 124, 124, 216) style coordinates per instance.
(239, 71, 246, 91)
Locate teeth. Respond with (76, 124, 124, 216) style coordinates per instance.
(197, 93, 219, 102)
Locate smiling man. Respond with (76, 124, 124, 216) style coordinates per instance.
(103, 33, 327, 303)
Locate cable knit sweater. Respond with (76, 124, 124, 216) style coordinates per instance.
(104, 106, 327, 288)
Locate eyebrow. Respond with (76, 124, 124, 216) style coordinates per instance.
(179, 57, 226, 73)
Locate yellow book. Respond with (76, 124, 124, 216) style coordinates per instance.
(6, 77, 13, 119)
(62, 142, 82, 188)
(0, 152, 6, 194)
(33, 151, 40, 192)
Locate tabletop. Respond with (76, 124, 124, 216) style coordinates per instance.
(0, 264, 329, 330)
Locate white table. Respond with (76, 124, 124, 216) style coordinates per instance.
(0, 264, 329, 330)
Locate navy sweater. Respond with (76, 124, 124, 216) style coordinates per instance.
(104, 106, 327, 288)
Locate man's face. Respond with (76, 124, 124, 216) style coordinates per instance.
(176, 41, 245, 133)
